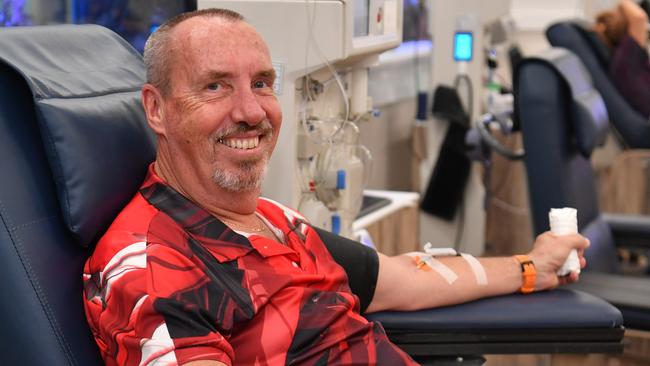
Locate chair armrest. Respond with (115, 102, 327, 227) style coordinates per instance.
(365, 289, 624, 356)
(366, 289, 621, 330)
(603, 213, 650, 250)
(567, 271, 650, 330)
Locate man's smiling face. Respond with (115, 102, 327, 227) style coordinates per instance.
(159, 16, 282, 192)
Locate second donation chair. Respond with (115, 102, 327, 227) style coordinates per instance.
(516, 47, 650, 331)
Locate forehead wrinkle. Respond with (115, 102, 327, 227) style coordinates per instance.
(167, 17, 273, 91)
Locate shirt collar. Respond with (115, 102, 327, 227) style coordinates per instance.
(139, 163, 254, 256)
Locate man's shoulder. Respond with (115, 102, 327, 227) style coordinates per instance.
(89, 192, 160, 266)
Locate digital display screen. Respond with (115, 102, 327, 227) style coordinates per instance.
(453, 32, 473, 61)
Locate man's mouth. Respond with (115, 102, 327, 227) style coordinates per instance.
(217, 136, 260, 150)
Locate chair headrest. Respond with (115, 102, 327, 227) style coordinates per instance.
(557, 20, 612, 70)
(0, 24, 156, 247)
(522, 48, 609, 158)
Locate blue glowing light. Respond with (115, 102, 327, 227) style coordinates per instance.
(454, 32, 473, 62)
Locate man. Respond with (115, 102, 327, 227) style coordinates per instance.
(595, 0, 650, 118)
(83, 8, 589, 366)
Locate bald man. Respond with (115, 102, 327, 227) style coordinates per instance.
(83, 9, 589, 366)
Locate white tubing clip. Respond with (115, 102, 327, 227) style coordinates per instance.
(423, 243, 458, 257)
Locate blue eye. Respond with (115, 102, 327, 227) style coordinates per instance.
(207, 83, 220, 91)
(253, 80, 269, 89)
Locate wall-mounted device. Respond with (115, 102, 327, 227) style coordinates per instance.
(453, 31, 474, 62)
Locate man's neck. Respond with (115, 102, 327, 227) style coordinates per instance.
(153, 158, 260, 221)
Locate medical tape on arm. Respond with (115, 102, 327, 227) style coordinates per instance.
(419, 243, 488, 286)
(414, 254, 459, 285)
(460, 253, 488, 286)
(407, 243, 457, 284)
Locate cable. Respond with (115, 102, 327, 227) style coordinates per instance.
(303, 0, 350, 127)
(453, 73, 473, 122)
(454, 192, 465, 250)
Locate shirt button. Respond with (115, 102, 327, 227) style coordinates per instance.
(291, 261, 299, 268)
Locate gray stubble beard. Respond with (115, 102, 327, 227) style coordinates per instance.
(211, 155, 269, 192)
(210, 121, 274, 192)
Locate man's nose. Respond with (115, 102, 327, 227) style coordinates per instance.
(232, 87, 266, 125)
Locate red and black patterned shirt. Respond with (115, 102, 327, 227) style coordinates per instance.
(83, 166, 418, 365)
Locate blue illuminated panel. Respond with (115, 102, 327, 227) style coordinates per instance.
(453, 32, 473, 62)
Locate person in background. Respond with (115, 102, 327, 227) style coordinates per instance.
(595, 0, 650, 118)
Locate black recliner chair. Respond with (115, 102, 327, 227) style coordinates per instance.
(546, 20, 650, 149)
(0, 24, 154, 365)
(516, 47, 650, 330)
(0, 25, 624, 365)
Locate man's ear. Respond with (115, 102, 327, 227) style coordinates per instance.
(142, 84, 166, 136)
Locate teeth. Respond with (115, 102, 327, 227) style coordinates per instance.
(219, 136, 260, 150)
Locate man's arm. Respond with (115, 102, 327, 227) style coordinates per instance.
(365, 232, 589, 313)
(620, 0, 649, 46)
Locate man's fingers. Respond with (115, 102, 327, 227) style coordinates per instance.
(567, 234, 590, 249)
(557, 271, 580, 286)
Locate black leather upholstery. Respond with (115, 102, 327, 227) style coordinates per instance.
(544, 48, 609, 158)
(0, 24, 156, 247)
(546, 21, 650, 149)
(516, 48, 606, 249)
(0, 24, 155, 365)
(368, 289, 621, 330)
(517, 47, 650, 329)
(0, 27, 109, 366)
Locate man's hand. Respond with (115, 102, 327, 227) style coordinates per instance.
(527, 232, 590, 291)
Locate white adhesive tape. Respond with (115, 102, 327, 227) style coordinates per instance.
(460, 253, 488, 286)
(420, 255, 459, 285)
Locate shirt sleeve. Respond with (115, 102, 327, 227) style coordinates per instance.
(313, 227, 379, 314)
(84, 240, 236, 366)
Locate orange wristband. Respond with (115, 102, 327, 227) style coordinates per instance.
(514, 255, 536, 294)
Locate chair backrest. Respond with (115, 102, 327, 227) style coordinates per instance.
(546, 21, 650, 149)
(0, 24, 155, 365)
(515, 47, 620, 274)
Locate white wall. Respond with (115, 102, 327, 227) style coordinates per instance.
(510, 0, 617, 55)
(415, 0, 512, 255)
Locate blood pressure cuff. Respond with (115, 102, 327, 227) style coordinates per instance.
(314, 227, 379, 314)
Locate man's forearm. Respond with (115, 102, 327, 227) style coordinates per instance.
(366, 253, 522, 313)
(365, 232, 588, 313)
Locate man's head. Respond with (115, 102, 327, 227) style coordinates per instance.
(141, 9, 282, 201)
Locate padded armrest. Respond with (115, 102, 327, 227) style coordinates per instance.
(603, 213, 650, 250)
(366, 289, 623, 356)
(367, 289, 620, 330)
(567, 272, 650, 330)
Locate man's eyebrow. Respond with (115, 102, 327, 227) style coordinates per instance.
(203, 70, 234, 80)
(256, 69, 277, 80)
